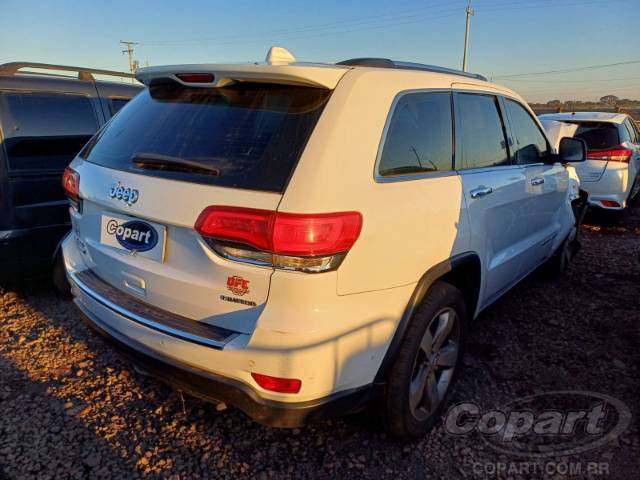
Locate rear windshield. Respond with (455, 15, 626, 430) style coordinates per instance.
(571, 122, 620, 152)
(81, 80, 331, 192)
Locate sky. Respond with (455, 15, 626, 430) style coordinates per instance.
(1, 0, 639, 103)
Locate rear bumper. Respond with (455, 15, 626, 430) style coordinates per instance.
(76, 299, 371, 427)
(580, 168, 637, 210)
(63, 233, 373, 427)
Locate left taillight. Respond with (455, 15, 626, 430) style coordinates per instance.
(62, 166, 80, 210)
(194, 206, 362, 273)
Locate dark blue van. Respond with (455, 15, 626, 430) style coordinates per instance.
(0, 62, 142, 289)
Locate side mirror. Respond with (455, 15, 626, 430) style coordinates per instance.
(559, 137, 587, 163)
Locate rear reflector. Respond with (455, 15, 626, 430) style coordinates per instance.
(251, 373, 301, 394)
(587, 146, 633, 163)
(62, 166, 80, 203)
(601, 200, 621, 208)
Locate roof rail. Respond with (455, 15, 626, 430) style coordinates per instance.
(336, 58, 487, 81)
(0, 62, 135, 82)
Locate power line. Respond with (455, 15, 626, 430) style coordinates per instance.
(139, 4, 467, 47)
(136, 0, 620, 48)
(500, 76, 639, 84)
(493, 60, 640, 79)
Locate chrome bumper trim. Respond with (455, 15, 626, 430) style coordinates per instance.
(69, 269, 237, 349)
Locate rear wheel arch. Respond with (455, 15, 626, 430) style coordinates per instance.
(373, 252, 481, 386)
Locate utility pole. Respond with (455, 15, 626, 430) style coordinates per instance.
(120, 40, 138, 82)
(462, 1, 473, 72)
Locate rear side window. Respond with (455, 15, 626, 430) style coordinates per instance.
(0, 92, 98, 171)
(623, 118, 638, 143)
(82, 81, 331, 193)
(573, 122, 620, 151)
(503, 99, 550, 165)
(456, 93, 509, 169)
(378, 92, 453, 176)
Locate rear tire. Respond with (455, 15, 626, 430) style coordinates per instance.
(543, 231, 578, 279)
(381, 281, 468, 439)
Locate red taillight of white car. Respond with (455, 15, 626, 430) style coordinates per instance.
(195, 206, 362, 273)
(62, 166, 81, 210)
(587, 146, 633, 163)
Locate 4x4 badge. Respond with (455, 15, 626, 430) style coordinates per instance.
(109, 182, 139, 206)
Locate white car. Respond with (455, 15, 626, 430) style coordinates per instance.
(540, 112, 640, 211)
(61, 48, 586, 438)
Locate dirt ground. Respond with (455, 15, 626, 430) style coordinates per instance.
(1, 203, 638, 479)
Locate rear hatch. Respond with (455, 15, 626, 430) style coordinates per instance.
(570, 121, 619, 182)
(70, 73, 335, 333)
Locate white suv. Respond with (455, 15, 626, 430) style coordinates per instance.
(61, 49, 586, 438)
(540, 112, 640, 211)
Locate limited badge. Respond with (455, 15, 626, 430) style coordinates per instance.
(227, 275, 250, 296)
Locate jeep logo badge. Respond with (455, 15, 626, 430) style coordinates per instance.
(109, 182, 139, 206)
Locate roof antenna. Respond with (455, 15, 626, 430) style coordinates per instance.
(265, 46, 296, 65)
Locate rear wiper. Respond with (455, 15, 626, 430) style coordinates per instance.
(131, 153, 220, 176)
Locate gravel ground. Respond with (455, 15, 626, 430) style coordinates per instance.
(1, 203, 639, 479)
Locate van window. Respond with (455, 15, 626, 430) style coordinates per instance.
(378, 92, 453, 176)
(109, 98, 130, 115)
(0, 92, 98, 171)
(503, 99, 550, 165)
(456, 93, 509, 169)
(81, 81, 331, 193)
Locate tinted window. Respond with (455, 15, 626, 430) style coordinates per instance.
(379, 92, 453, 176)
(457, 93, 509, 169)
(1, 92, 98, 171)
(504, 99, 549, 165)
(572, 122, 619, 151)
(110, 98, 130, 115)
(82, 81, 331, 192)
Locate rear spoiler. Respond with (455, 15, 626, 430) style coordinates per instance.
(135, 63, 350, 90)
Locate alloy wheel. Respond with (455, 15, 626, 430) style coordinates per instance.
(409, 307, 460, 421)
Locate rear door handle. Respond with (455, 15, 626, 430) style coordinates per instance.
(531, 177, 545, 186)
(470, 186, 494, 198)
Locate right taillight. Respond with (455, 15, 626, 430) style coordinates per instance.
(62, 166, 80, 210)
(194, 206, 362, 273)
(587, 146, 633, 163)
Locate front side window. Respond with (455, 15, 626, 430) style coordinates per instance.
(504, 99, 550, 165)
(378, 91, 453, 177)
(456, 93, 509, 170)
(0, 92, 98, 171)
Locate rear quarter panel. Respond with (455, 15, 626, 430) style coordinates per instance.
(279, 69, 472, 295)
